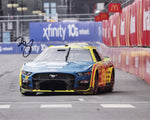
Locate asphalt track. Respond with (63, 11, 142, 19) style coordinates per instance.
(0, 54, 150, 120)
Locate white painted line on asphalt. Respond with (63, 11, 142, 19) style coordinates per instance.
(0, 105, 10, 109)
(100, 104, 136, 108)
(40, 104, 72, 108)
(78, 98, 85, 102)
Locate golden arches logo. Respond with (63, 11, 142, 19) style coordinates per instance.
(95, 16, 101, 21)
(109, 3, 121, 13)
(99, 13, 109, 20)
(101, 14, 107, 19)
(97, 17, 100, 20)
(111, 5, 119, 11)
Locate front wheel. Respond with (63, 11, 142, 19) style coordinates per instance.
(21, 92, 36, 96)
(20, 87, 36, 96)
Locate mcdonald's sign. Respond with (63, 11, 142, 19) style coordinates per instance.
(95, 15, 101, 22)
(108, 3, 121, 13)
(99, 13, 109, 21)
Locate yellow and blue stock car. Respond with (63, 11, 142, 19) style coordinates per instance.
(20, 43, 114, 95)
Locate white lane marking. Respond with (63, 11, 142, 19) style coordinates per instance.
(0, 105, 10, 109)
(78, 98, 85, 102)
(100, 104, 135, 108)
(40, 104, 72, 108)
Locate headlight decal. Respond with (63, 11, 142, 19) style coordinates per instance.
(74, 72, 91, 89)
(22, 70, 32, 76)
(77, 71, 91, 76)
(21, 75, 33, 88)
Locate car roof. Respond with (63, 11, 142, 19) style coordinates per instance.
(49, 43, 96, 50)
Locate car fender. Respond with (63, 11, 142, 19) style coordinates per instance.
(90, 61, 114, 89)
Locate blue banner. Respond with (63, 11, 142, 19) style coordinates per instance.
(0, 42, 66, 54)
(25, 42, 64, 54)
(0, 43, 16, 54)
(0, 42, 103, 54)
(30, 22, 103, 43)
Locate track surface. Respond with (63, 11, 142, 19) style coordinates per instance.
(0, 55, 150, 120)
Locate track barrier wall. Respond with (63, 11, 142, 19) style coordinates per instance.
(0, 42, 64, 54)
(100, 43, 150, 84)
(0, 42, 101, 54)
(101, 0, 150, 84)
(102, 0, 150, 47)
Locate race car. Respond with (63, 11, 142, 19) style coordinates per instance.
(20, 43, 115, 95)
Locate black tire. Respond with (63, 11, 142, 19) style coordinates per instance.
(97, 86, 105, 93)
(20, 87, 36, 96)
(93, 71, 99, 95)
(21, 92, 36, 96)
(108, 69, 115, 92)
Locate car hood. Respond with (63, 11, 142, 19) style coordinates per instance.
(23, 61, 95, 73)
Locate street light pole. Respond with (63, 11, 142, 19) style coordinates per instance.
(7, 0, 19, 41)
(17, 0, 28, 36)
(67, 0, 70, 14)
(32, 0, 41, 15)
(38, 0, 46, 20)
(0, 0, 3, 16)
(7, 0, 19, 16)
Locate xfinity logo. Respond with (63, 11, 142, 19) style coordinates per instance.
(43, 24, 66, 41)
(42, 23, 90, 41)
(49, 74, 57, 78)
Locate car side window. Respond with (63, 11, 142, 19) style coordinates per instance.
(93, 49, 101, 61)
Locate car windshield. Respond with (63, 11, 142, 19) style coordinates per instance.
(34, 48, 93, 62)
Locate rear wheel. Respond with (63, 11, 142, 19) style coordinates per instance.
(93, 71, 99, 95)
(108, 70, 115, 92)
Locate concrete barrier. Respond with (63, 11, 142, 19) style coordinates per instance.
(100, 43, 150, 84)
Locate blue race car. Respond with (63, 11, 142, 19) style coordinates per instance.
(20, 43, 114, 95)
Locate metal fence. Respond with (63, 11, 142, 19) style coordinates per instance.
(0, 14, 95, 42)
